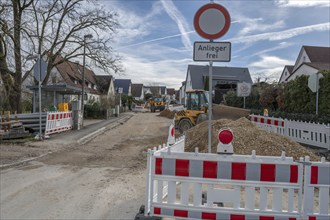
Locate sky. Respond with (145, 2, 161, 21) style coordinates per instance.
(100, 0, 330, 89)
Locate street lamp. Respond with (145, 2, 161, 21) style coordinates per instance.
(81, 34, 93, 127)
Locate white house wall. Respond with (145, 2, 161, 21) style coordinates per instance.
(287, 65, 318, 81)
(185, 72, 193, 91)
(279, 67, 291, 83)
(293, 49, 311, 72)
(107, 80, 115, 102)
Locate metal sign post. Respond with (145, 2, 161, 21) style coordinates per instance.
(194, 2, 231, 153)
(208, 58, 213, 153)
(38, 54, 42, 140)
(237, 82, 251, 109)
(308, 72, 323, 115)
(30, 54, 47, 140)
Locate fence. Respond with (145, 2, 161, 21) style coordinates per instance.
(45, 111, 73, 135)
(144, 138, 330, 220)
(250, 115, 330, 151)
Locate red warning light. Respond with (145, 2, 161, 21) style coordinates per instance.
(218, 129, 233, 144)
(171, 127, 175, 137)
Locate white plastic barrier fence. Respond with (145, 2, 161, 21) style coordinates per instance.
(250, 115, 330, 150)
(303, 156, 330, 220)
(286, 120, 329, 151)
(45, 111, 73, 135)
(250, 115, 285, 135)
(145, 148, 303, 220)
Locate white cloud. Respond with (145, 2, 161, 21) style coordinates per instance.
(118, 54, 190, 89)
(249, 55, 293, 81)
(251, 42, 293, 57)
(275, 0, 330, 8)
(110, 1, 163, 45)
(235, 16, 285, 36)
(160, 0, 192, 50)
(250, 56, 289, 69)
(229, 22, 330, 44)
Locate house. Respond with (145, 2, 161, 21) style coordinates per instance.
(22, 56, 115, 112)
(279, 46, 330, 83)
(149, 86, 167, 98)
(185, 64, 252, 104)
(166, 88, 175, 101)
(94, 75, 115, 103)
(131, 83, 144, 101)
(114, 79, 132, 96)
(179, 81, 186, 104)
(143, 86, 152, 96)
(278, 65, 294, 83)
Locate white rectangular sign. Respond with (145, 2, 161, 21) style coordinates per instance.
(237, 82, 252, 97)
(193, 42, 231, 62)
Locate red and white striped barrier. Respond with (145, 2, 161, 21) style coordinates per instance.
(143, 128, 330, 220)
(249, 114, 330, 151)
(145, 148, 303, 220)
(152, 208, 299, 220)
(45, 111, 73, 135)
(303, 157, 330, 220)
(250, 115, 285, 135)
(154, 157, 299, 183)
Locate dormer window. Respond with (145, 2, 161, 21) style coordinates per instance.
(93, 85, 97, 90)
(74, 80, 78, 85)
(88, 83, 91, 88)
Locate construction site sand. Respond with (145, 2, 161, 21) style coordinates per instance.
(185, 117, 320, 161)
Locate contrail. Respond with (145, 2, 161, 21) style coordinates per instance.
(114, 31, 195, 50)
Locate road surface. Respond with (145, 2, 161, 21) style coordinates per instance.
(0, 112, 172, 219)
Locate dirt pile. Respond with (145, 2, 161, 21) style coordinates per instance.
(158, 109, 177, 119)
(185, 117, 319, 161)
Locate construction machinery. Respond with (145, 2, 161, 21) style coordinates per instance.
(149, 97, 165, 112)
(174, 90, 209, 133)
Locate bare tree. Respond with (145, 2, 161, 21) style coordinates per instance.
(25, 0, 122, 82)
(0, 0, 33, 113)
(0, 0, 122, 113)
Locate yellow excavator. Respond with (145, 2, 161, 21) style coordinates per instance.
(149, 97, 165, 112)
(174, 90, 209, 133)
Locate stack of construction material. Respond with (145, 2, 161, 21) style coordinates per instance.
(0, 115, 30, 140)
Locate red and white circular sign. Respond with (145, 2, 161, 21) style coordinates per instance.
(194, 3, 231, 40)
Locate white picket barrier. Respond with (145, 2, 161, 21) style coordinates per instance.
(250, 115, 330, 151)
(286, 120, 330, 151)
(303, 157, 330, 220)
(45, 111, 73, 135)
(145, 147, 304, 220)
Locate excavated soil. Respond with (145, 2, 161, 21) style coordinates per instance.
(159, 109, 177, 119)
(185, 117, 320, 161)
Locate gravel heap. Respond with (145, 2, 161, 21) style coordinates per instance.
(158, 109, 177, 119)
(185, 117, 319, 161)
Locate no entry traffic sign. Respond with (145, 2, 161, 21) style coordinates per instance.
(194, 3, 231, 40)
